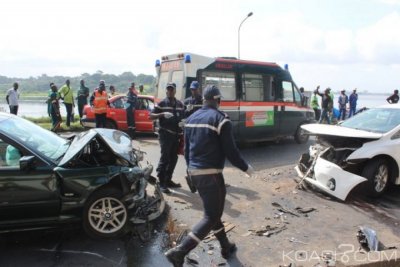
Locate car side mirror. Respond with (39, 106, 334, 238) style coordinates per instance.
(20, 155, 36, 171)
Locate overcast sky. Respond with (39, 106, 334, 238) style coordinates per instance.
(1, 0, 400, 93)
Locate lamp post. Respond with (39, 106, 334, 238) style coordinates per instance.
(238, 12, 253, 59)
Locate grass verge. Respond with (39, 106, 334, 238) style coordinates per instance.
(23, 115, 85, 132)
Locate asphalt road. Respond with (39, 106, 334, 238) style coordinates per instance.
(1, 135, 399, 267)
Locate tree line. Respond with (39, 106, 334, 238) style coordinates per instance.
(0, 71, 156, 95)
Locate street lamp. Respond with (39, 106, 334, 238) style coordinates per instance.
(238, 12, 253, 59)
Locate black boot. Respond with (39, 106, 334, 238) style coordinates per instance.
(128, 127, 136, 139)
(215, 230, 237, 259)
(165, 246, 187, 267)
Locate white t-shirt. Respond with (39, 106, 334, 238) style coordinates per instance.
(6, 88, 19, 106)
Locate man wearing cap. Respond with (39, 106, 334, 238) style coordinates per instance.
(338, 89, 348, 120)
(90, 80, 110, 128)
(165, 85, 255, 266)
(315, 85, 332, 124)
(150, 82, 185, 193)
(348, 88, 358, 118)
(126, 83, 138, 138)
(184, 81, 203, 118)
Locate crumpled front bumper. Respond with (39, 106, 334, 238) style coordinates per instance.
(123, 165, 166, 224)
(295, 157, 367, 201)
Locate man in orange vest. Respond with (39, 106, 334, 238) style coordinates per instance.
(89, 80, 110, 128)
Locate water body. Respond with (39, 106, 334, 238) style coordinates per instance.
(0, 94, 391, 118)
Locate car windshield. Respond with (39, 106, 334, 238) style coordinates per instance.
(340, 108, 400, 133)
(0, 116, 70, 161)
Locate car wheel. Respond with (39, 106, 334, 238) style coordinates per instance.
(83, 187, 128, 239)
(105, 119, 117, 129)
(361, 158, 390, 197)
(294, 124, 309, 144)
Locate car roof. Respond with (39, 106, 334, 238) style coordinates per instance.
(0, 112, 15, 122)
(374, 103, 400, 109)
(109, 95, 154, 101)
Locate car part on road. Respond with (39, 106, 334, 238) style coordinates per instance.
(357, 226, 379, 251)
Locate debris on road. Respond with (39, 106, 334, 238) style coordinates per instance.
(249, 224, 288, 237)
(272, 202, 300, 217)
(295, 206, 317, 214)
(203, 222, 235, 243)
(288, 237, 309, 245)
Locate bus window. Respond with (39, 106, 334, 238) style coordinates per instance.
(157, 72, 169, 99)
(171, 70, 184, 99)
(282, 81, 294, 102)
(293, 86, 302, 106)
(264, 75, 274, 101)
(242, 74, 263, 101)
(201, 71, 236, 100)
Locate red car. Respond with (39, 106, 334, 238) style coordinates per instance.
(81, 95, 156, 132)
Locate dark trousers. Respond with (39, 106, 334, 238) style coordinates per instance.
(95, 113, 107, 128)
(319, 108, 330, 124)
(313, 108, 321, 121)
(156, 131, 179, 187)
(126, 107, 136, 128)
(77, 97, 87, 118)
(191, 173, 226, 240)
(64, 103, 73, 126)
(349, 106, 356, 118)
(9, 105, 18, 115)
(339, 108, 346, 120)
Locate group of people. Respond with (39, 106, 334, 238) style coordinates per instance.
(148, 81, 254, 266)
(310, 86, 359, 124)
(43, 79, 144, 134)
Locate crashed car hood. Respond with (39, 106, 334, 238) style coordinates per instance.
(301, 124, 383, 139)
(59, 129, 133, 166)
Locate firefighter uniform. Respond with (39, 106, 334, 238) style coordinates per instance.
(152, 85, 185, 191)
(165, 85, 254, 266)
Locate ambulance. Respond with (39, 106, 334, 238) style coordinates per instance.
(154, 53, 315, 143)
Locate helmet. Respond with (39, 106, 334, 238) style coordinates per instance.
(190, 81, 199, 90)
(203, 85, 222, 100)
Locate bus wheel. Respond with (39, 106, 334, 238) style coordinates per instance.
(294, 124, 309, 144)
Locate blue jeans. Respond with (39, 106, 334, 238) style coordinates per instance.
(319, 108, 331, 124)
(349, 106, 356, 118)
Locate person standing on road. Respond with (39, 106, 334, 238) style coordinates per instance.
(59, 79, 75, 128)
(184, 81, 203, 118)
(387, 89, 399, 104)
(126, 83, 138, 139)
(316, 86, 332, 124)
(165, 85, 255, 266)
(77, 79, 89, 121)
(48, 83, 62, 132)
(139, 84, 144, 94)
(348, 88, 358, 118)
(338, 89, 348, 120)
(90, 80, 109, 128)
(6, 82, 20, 115)
(149, 82, 185, 193)
(299, 87, 307, 107)
(311, 90, 320, 121)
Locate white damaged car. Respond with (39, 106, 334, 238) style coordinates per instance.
(295, 104, 400, 201)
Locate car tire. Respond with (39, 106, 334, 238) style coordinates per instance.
(361, 158, 390, 197)
(105, 119, 117, 129)
(83, 187, 128, 239)
(294, 124, 309, 144)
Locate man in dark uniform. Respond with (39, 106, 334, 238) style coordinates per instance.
(150, 82, 185, 193)
(126, 83, 138, 139)
(165, 85, 255, 266)
(387, 89, 399, 104)
(184, 81, 203, 118)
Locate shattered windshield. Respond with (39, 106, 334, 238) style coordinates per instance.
(341, 108, 400, 133)
(0, 116, 69, 161)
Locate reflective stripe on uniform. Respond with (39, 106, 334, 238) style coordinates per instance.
(187, 168, 223, 176)
(185, 118, 229, 135)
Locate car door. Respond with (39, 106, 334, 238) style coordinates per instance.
(135, 98, 154, 132)
(109, 96, 128, 130)
(0, 138, 60, 222)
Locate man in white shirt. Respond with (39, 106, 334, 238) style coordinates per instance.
(6, 82, 20, 115)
